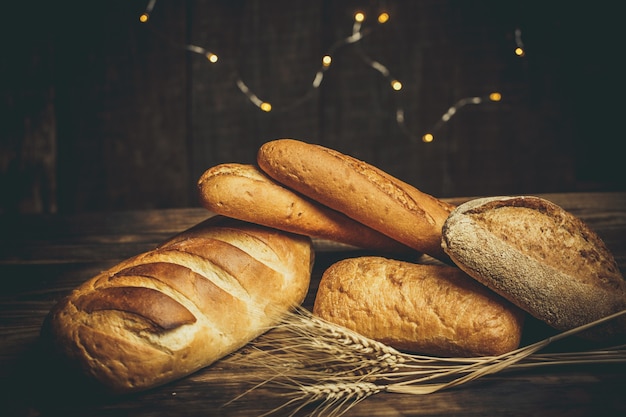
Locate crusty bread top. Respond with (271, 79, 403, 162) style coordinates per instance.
(313, 256, 524, 357)
(257, 139, 454, 261)
(442, 196, 626, 339)
(197, 163, 412, 253)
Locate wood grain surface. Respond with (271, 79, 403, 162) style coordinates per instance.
(1, 192, 625, 416)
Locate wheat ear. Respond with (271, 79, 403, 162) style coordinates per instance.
(260, 381, 384, 417)
(235, 306, 407, 378)
(225, 308, 626, 416)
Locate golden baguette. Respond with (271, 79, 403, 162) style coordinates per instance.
(197, 163, 413, 253)
(257, 139, 455, 261)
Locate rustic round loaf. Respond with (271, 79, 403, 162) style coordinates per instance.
(441, 195, 626, 341)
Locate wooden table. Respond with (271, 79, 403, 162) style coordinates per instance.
(2, 192, 625, 417)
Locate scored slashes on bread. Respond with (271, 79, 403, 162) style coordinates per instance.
(313, 257, 525, 357)
(442, 195, 626, 341)
(43, 216, 314, 393)
(257, 139, 455, 262)
(197, 163, 412, 253)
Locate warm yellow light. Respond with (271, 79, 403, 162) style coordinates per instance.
(206, 53, 219, 63)
(322, 55, 332, 67)
(378, 12, 390, 24)
(391, 80, 402, 91)
(260, 102, 272, 112)
(515, 47, 525, 57)
(354, 11, 365, 23)
(139, 13, 149, 23)
(422, 133, 434, 143)
(489, 92, 502, 102)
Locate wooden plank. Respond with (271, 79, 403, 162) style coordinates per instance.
(53, 1, 190, 212)
(0, 2, 58, 214)
(188, 0, 323, 184)
(3, 1, 624, 216)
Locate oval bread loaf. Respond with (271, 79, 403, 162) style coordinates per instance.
(441, 195, 626, 340)
(312, 256, 525, 357)
(43, 216, 314, 393)
(197, 163, 412, 253)
(257, 139, 455, 261)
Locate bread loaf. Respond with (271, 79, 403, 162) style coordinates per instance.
(441, 195, 626, 340)
(197, 163, 412, 253)
(312, 256, 525, 356)
(257, 139, 455, 261)
(43, 216, 314, 393)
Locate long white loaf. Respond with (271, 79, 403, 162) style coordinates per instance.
(43, 216, 314, 393)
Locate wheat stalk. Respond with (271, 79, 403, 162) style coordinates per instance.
(290, 382, 382, 417)
(225, 308, 626, 416)
(230, 306, 407, 379)
(246, 377, 385, 417)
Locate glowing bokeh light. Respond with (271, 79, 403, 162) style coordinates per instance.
(489, 92, 502, 102)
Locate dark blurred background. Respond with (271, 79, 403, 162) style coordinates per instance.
(1, 0, 624, 215)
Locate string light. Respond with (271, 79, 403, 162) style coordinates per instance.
(184, 44, 219, 63)
(236, 79, 271, 112)
(351, 12, 403, 95)
(139, 0, 157, 23)
(489, 92, 502, 102)
(420, 93, 502, 142)
(141, 1, 505, 142)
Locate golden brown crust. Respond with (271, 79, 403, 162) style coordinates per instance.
(256, 139, 454, 261)
(44, 216, 314, 393)
(441, 195, 626, 340)
(111, 262, 246, 327)
(197, 163, 412, 253)
(312, 256, 525, 357)
(73, 286, 197, 330)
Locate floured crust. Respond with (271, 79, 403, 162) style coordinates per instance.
(442, 195, 626, 340)
(197, 163, 412, 253)
(257, 139, 454, 261)
(43, 216, 314, 393)
(313, 256, 525, 357)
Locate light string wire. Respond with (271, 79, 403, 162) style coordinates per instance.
(421, 92, 503, 143)
(515, 27, 525, 57)
(233, 10, 380, 113)
(139, 1, 522, 142)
